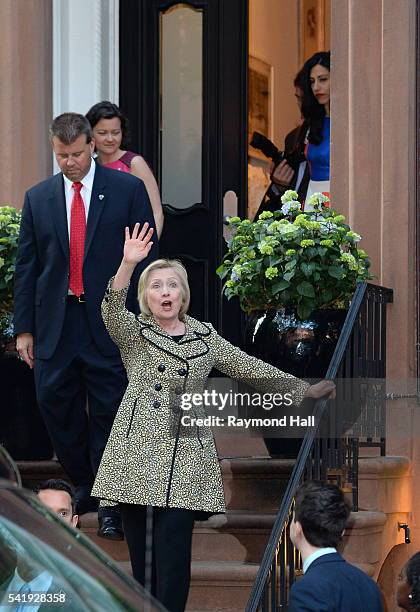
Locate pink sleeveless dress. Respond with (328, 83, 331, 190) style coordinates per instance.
(103, 151, 138, 173)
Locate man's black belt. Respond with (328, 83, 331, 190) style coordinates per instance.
(67, 294, 86, 303)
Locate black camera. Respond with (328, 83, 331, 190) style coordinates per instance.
(250, 131, 301, 171)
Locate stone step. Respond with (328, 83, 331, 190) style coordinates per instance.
(79, 510, 277, 563)
(193, 511, 274, 562)
(213, 428, 269, 458)
(220, 457, 294, 511)
(358, 456, 411, 513)
(118, 560, 259, 612)
(187, 561, 259, 612)
(341, 510, 387, 577)
(17, 459, 67, 490)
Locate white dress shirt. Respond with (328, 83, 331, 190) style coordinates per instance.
(62, 158, 96, 236)
(303, 547, 337, 573)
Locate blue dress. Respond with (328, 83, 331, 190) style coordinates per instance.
(304, 117, 330, 209)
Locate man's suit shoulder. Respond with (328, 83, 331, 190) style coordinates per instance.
(26, 173, 61, 198)
(307, 555, 376, 584)
(291, 555, 383, 610)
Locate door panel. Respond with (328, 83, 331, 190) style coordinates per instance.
(120, 0, 247, 343)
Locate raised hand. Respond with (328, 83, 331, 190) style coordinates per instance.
(123, 222, 154, 265)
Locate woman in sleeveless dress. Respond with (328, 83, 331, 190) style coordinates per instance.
(300, 52, 331, 210)
(86, 101, 164, 238)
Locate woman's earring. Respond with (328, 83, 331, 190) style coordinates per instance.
(409, 593, 413, 600)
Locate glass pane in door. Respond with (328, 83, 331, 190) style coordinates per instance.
(160, 4, 203, 209)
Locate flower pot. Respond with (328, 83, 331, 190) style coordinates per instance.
(0, 318, 53, 461)
(244, 308, 347, 457)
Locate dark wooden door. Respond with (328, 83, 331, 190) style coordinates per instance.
(120, 0, 247, 343)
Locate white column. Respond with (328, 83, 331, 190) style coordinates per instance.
(52, 0, 119, 117)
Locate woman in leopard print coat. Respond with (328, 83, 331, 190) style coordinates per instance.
(91, 223, 335, 612)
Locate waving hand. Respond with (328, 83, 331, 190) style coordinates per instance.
(123, 222, 154, 265)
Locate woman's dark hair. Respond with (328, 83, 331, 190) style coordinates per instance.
(294, 65, 306, 91)
(300, 51, 330, 145)
(406, 552, 420, 609)
(86, 101, 131, 148)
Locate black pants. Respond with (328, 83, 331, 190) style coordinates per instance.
(34, 301, 127, 498)
(121, 504, 195, 612)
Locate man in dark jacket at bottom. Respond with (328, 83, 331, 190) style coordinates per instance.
(288, 481, 384, 612)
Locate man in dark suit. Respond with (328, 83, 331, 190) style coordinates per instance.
(13, 113, 158, 539)
(288, 481, 384, 612)
(254, 70, 309, 221)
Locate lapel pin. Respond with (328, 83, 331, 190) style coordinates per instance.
(99, 194, 104, 200)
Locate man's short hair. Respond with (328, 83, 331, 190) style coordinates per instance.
(34, 478, 76, 515)
(50, 113, 93, 145)
(294, 481, 351, 548)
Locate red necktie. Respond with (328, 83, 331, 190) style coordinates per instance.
(69, 182, 86, 296)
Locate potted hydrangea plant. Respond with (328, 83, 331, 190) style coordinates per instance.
(217, 191, 371, 321)
(217, 191, 372, 456)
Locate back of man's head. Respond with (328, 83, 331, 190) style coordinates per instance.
(50, 112, 92, 145)
(294, 481, 350, 548)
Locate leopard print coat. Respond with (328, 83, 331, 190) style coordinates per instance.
(91, 282, 309, 513)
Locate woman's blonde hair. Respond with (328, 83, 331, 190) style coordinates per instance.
(138, 259, 190, 319)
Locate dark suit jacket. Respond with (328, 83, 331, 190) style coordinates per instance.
(254, 122, 309, 220)
(288, 552, 384, 612)
(13, 164, 158, 359)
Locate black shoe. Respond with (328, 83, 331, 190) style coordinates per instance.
(97, 516, 124, 541)
(75, 495, 99, 516)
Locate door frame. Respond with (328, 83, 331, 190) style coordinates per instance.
(119, 0, 248, 343)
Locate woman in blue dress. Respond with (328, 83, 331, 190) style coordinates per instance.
(300, 51, 331, 209)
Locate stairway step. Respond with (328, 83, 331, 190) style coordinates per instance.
(118, 560, 259, 612)
(193, 511, 275, 562)
(214, 428, 269, 458)
(17, 460, 68, 489)
(358, 456, 411, 513)
(78, 512, 128, 561)
(220, 457, 294, 511)
(342, 510, 387, 575)
(80, 510, 277, 563)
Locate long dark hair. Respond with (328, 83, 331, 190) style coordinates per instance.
(301, 51, 330, 145)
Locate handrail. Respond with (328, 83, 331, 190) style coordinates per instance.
(245, 282, 392, 611)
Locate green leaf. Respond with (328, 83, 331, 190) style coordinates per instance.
(297, 281, 315, 298)
(269, 256, 283, 266)
(300, 262, 314, 277)
(284, 260, 297, 272)
(284, 270, 295, 282)
(271, 279, 290, 294)
(297, 302, 313, 320)
(216, 264, 228, 279)
(322, 290, 333, 303)
(328, 266, 346, 280)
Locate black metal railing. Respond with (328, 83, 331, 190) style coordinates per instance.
(245, 282, 393, 611)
